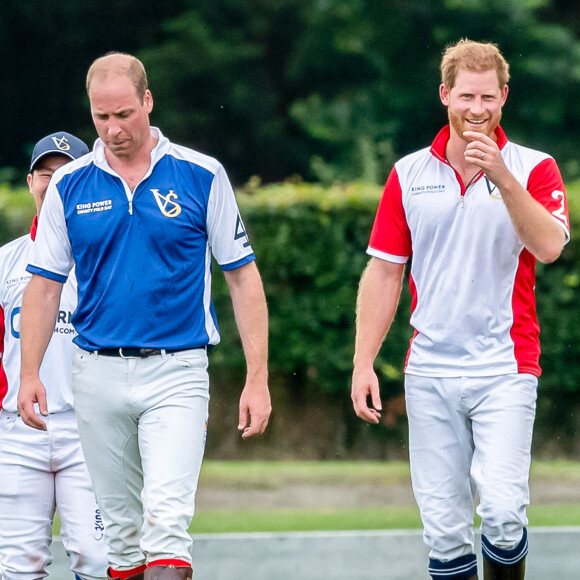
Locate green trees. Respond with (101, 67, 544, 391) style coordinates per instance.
(2, 0, 580, 185)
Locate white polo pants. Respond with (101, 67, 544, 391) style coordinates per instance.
(71, 348, 209, 571)
(405, 373, 537, 562)
(0, 409, 107, 580)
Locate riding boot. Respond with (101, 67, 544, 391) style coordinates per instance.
(143, 565, 193, 580)
(483, 557, 525, 579)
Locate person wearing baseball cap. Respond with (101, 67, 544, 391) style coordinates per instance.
(0, 132, 107, 580)
(27, 132, 89, 214)
(29, 131, 90, 172)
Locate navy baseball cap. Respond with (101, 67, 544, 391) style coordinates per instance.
(30, 131, 90, 171)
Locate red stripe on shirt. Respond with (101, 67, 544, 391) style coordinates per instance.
(0, 304, 7, 407)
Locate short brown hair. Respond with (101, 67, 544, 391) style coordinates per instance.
(86, 52, 149, 103)
(441, 39, 510, 90)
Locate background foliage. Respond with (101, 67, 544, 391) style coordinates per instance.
(4, 181, 579, 458)
(1, 0, 580, 457)
(1, 0, 580, 185)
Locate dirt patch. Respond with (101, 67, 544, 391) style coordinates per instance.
(196, 483, 416, 510)
(530, 479, 580, 504)
(196, 476, 580, 511)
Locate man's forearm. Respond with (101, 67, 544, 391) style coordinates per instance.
(353, 258, 405, 370)
(224, 261, 270, 437)
(498, 175, 566, 263)
(20, 274, 62, 381)
(224, 262, 268, 383)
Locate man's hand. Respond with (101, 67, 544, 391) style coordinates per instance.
(463, 130, 511, 187)
(238, 382, 271, 438)
(351, 367, 382, 424)
(17, 377, 48, 430)
(224, 262, 271, 439)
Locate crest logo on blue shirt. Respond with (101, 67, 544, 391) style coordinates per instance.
(151, 189, 182, 218)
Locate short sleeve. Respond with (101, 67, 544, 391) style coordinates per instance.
(27, 177, 74, 282)
(527, 157, 570, 242)
(206, 166, 256, 271)
(367, 167, 412, 262)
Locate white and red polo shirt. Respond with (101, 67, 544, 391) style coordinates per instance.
(0, 218, 78, 412)
(368, 125, 570, 378)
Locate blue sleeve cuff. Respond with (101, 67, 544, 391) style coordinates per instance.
(220, 253, 256, 271)
(26, 265, 68, 284)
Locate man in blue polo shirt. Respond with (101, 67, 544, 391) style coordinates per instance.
(18, 52, 271, 580)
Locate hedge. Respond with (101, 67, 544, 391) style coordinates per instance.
(2, 180, 580, 453)
(212, 181, 411, 400)
(223, 180, 580, 453)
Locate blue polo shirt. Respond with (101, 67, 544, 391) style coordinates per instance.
(28, 128, 255, 351)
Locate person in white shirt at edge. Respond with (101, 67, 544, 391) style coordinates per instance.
(351, 39, 569, 580)
(0, 132, 108, 580)
(17, 52, 271, 580)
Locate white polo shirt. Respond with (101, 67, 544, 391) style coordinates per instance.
(0, 220, 78, 413)
(368, 125, 570, 378)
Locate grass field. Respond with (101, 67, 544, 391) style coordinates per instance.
(53, 460, 580, 535)
(187, 459, 580, 533)
(188, 504, 580, 534)
(197, 458, 580, 485)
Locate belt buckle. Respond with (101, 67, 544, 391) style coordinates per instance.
(139, 348, 159, 358)
(119, 348, 139, 359)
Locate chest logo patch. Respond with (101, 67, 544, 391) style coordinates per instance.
(151, 189, 182, 218)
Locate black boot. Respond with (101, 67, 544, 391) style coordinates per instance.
(483, 557, 525, 579)
(143, 565, 193, 580)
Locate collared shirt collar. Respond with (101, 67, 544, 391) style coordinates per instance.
(430, 124, 508, 162)
(92, 126, 171, 173)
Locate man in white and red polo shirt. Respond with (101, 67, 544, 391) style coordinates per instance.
(352, 40, 569, 580)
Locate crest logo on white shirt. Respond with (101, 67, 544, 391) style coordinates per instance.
(151, 189, 182, 218)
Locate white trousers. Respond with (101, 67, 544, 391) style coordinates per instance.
(405, 373, 537, 562)
(71, 348, 209, 571)
(0, 409, 107, 580)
